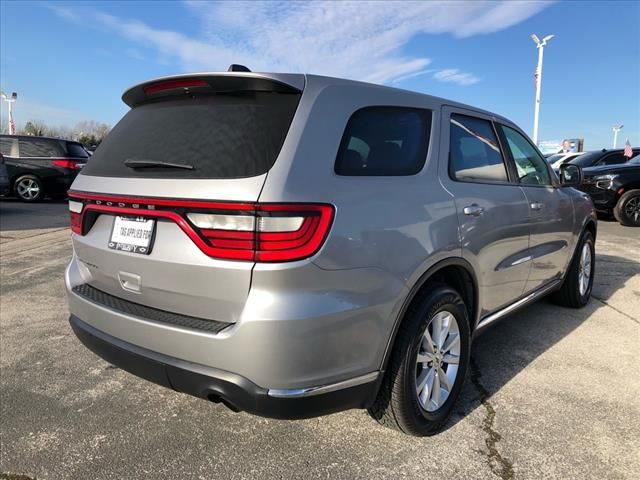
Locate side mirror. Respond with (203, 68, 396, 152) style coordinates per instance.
(559, 163, 583, 187)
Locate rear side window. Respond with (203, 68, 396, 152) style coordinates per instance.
(449, 114, 508, 183)
(65, 142, 89, 158)
(598, 153, 628, 165)
(0, 137, 14, 156)
(335, 107, 431, 176)
(19, 138, 63, 157)
(81, 91, 300, 179)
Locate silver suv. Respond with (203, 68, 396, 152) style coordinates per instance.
(66, 69, 596, 436)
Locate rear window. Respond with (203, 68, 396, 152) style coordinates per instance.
(66, 142, 89, 158)
(82, 91, 300, 179)
(335, 107, 431, 176)
(19, 138, 63, 157)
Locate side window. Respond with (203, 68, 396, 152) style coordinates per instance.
(449, 114, 508, 183)
(598, 153, 626, 166)
(335, 107, 431, 176)
(500, 125, 551, 186)
(0, 138, 14, 156)
(18, 139, 62, 158)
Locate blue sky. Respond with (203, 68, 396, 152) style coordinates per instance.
(1, 0, 638, 150)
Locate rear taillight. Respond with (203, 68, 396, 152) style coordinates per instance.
(67, 193, 334, 263)
(68, 200, 83, 234)
(53, 159, 83, 170)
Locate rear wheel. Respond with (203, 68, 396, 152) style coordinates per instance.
(613, 189, 640, 227)
(14, 175, 44, 202)
(368, 284, 470, 436)
(551, 230, 595, 308)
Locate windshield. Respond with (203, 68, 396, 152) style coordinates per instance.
(630, 156, 640, 165)
(546, 154, 563, 163)
(82, 91, 301, 179)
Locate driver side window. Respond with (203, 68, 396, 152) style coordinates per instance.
(500, 125, 551, 186)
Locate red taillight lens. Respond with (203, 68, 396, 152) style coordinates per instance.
(53, 159, 82, 170)
(143, 78, 209, 95)
(255, 205, 334, 262)
(67, 193, 334, 263)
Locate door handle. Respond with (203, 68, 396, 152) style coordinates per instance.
(530, 202, 544, 211)
(463, 205, 484, 217)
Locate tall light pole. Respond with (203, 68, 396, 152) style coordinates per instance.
(612, 124, 624, 149)
(531, 34, 554, 145)
(0, 91, 18, 135)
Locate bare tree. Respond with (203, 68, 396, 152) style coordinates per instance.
(22, 120, 48, 136)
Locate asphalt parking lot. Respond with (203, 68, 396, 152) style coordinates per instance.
(1, 199, 639, 480)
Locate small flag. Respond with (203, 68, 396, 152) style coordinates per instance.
(623, 139, 633, 158)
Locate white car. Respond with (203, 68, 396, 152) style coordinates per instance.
(547, 151, 585, 171)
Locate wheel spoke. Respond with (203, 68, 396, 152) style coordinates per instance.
(430, 315, 442, 349)
(438, 314, 452, 350)
(421, 329, 435, 354)
(441, 333, 459, 354)
(442, 353, 460, 365)
(429, 372, 441, 408)
(437, 366, 451, 391)
(416, 353, 433, 364)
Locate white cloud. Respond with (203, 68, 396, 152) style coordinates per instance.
(47, 0, 552, 85)
(433, 69, 481, 86)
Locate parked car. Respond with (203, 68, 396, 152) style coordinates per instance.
(546, 151, 584, 171)
(0, 135, 89, 202)
(569, 148, 640, 169)
(581, 156, 640, 226)
(0, 153, 10, 197)
(65, 68, 597, 436)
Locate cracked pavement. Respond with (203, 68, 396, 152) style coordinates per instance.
(1, 199, 639, 479)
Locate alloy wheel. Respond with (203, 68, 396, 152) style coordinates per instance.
(16, 178, 41, 201)
(624, 195, 640, 225)
(578, 243, 592, 297)
(415, 310, 461, 412)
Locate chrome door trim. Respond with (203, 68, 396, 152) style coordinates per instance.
(476, 279, 561, 331)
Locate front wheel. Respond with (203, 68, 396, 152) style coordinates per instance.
(613, 189, 640, 227)
(368, 284, 470, 436)
(551, 230, 595, 308)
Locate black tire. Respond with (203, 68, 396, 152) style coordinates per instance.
(550, 230, 595, 308)
(13, 174, 44, 202)
(613, 189, 640, 227)
(368, 284, 470, 436)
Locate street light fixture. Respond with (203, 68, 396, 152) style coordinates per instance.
(531, 34, 554, 145)
(611, 124, 624, 149)
(0, 91, 18, 135)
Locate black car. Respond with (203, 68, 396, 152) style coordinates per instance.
(0, 135, 89, 202)
(0, 152, 10, 196)
(581, 156, 640, 226)
(570, 147, 640, 169)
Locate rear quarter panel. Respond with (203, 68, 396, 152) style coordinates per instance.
(256, 76, 461, 373)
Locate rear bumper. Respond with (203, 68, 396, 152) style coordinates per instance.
(70, 314, 379, 419)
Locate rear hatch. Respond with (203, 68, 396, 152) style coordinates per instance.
(69, 73, 304, 324)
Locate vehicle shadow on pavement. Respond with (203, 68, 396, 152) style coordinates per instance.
(447, 252, 639, 432)
(0, 198, 70, 232)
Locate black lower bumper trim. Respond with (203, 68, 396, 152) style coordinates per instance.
(69, 315, 379, 420)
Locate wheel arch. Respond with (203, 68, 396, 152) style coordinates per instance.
(379, 257, 479, 376)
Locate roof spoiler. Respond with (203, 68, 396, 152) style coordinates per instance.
(122, 70, 305, 107)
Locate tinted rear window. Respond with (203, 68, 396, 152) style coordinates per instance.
(335, 107, 431, 176)
(82, 91, 300, 179)
(66, 142, 89, 158)
(19, 138, 63, 157)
